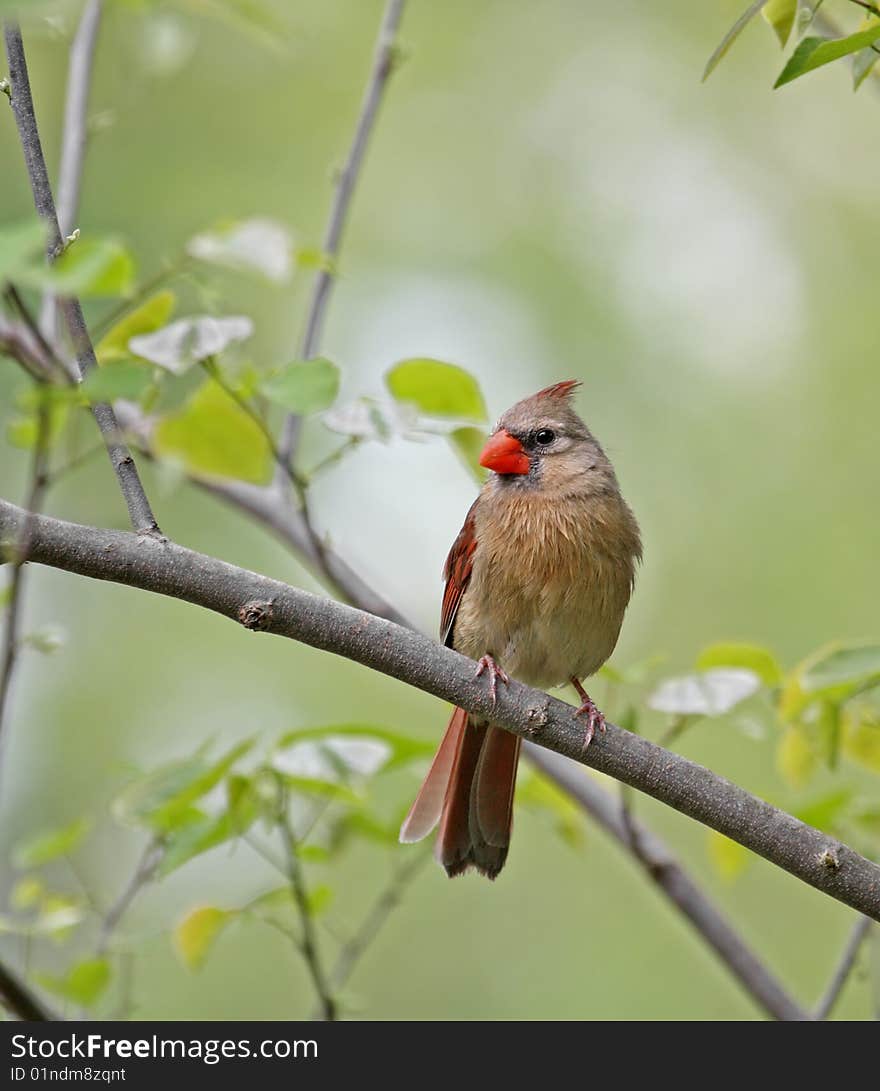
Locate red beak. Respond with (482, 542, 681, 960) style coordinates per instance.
(479, 429, 530, 475)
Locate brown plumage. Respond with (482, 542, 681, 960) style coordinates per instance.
(399, 380, 641, 878)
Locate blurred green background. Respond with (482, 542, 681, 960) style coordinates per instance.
(1, 0, 879, 1019)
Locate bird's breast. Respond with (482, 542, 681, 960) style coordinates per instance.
(452, 490, 638, 689)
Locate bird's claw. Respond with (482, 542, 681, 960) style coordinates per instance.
(574, 694, 606, 750)
(475, 655, 509, 709)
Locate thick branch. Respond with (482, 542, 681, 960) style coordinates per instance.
(525, 746, 810, 1020)
(1, 499, 878, 923)
(277, 0, 406, 471)
(3, 22, 160, 538)
(0, 959, 55, 1021)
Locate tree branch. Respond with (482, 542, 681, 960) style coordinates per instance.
(277, 796, 337, 1021)
(276, 0, 407, 473)
(40, 0, 104, 341)
(2, 498, 879, 924)
(525, 745, 810, 1020)
(813, 915, 873, 1019)
(96, 838, 163, 957)
(3, 21, 160, 538)
(0, 958, 56, 1021)
(0, 393, 51, 762)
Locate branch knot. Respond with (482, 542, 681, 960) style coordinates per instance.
(238, 599, 275, 631)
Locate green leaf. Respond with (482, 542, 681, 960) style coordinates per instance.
(188, 218, 293, 282)
(842, 708, 880, 773)
(129, 315, 253, 374)
(13, 818, 90, 868)
(174, 907, 232, 970)
(449, 426, 487, 483)
(762, 0, 797, 47)
(95, 290, 176, 364)
(260, 358, 340, 415)
(31, 237, 136, 298)
(154, 380, 272, 483)
(703, 1, 771, 81)
(801, 643, 880, 693)
(113, 740, 254, 832)
(707, 830, 750, 881)
(775, 26, 880, 88)
(158, 777, 261, 876)
(307, 884, 333, 917)
(853, 46, 879, 90)
(37, 958, 111, 1007)
(696, 642, 782, 686)
(0, 218, 47, 280)
(276, 774, 362, 805)
(10, 876, 46, 911)
(385, 359, 487, 421)
(777, 725, 817, 787)
(81, 360, 155, 403)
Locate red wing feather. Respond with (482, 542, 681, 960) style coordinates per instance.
(440, 500, 479, 647)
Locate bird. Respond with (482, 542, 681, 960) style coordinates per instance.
(399, 379, 642, 879)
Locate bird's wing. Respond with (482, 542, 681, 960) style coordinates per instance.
(440, 499, 479, 647)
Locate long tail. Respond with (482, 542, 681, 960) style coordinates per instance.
(398, 707, 521, 880)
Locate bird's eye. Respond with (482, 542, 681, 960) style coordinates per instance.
(534, 429, 556, 446)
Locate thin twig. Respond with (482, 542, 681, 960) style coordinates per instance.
(327, 848, 429, 997)
(2, 499, 879, 924)
(5, 284, 68, 381)
(0, 311, 56, 381)
(277, 794, 337, 1020)
(41, 0, 104, 342)
(276, 0, 407, 474)
(96, 838, 163, 956)
(814, 915, 873, 1019)
(0, 390, 51, 763)
(3, 21, 161, 538)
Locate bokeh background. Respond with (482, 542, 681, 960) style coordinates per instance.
(1, 0, 879, 1019)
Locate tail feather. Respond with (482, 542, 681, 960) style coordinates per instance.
(399, 706, 468, 843)
(399, 708, 521, 880)
(468, 727, 521, 878)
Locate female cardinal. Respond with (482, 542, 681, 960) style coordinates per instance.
(399, 380, 641, 879)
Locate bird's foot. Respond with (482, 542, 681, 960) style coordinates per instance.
(474, 655, 509, 709)
(571, 678, 606, 750)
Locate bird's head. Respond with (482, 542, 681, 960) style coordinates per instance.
(479, 380, 618, 497)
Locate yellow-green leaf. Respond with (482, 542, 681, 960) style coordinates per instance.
(696, 642, 782, 686)
(777, 726, 817, 788)
(38, 237, 136, 298)
(449, 426, 488, 483)
(174, 907, 232, 970)
(386, 359, 487, 421)
(96, 290, 176, 364)
(260, 358, 339, 414)
(13, 818, 91, 869)
(707, 830, 751, 881)
(37, 958, 111, 1006)
(762, 0, 797, 47)
(154, 381, 272, 483)
(842, 709, 880, 773)
(775, 26, 880, 88)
